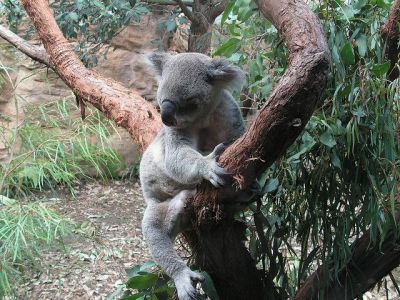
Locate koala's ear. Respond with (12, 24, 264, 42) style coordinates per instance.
(145, 52, 171, 76)
(208, 58, 245, 91)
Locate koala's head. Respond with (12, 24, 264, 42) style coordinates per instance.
(146, 52, 244, 128)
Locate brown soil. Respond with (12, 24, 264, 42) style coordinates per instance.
(16, 180, 150, 300)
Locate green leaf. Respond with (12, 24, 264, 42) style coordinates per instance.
(221, 0, 235, 25)
(320, 131, 336, 148)
(370, 62, 390, 76)
(69, 12, 79, 22)
(120, 294, 146, 300)
(126, 273, 158, 290)
(263, 178, 279, 193)
(355, 34, 367, 57)
(213, 38, 241, 57)
(201, 272, 220, 300)
(75, 0, 85, 10)
(330, 151, 341, 169)
(126, 262, 156, 278)
(166, 19, 176, 32)
(340, 42, 355, 66)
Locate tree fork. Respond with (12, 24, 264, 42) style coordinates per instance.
(186, 0, 330, 298)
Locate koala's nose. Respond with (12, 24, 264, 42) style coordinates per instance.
(160, 99, 177, 127)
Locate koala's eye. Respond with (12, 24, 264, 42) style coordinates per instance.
(179, 102, 197, 114)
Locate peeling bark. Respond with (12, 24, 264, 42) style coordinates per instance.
(19, 0, 162, 152)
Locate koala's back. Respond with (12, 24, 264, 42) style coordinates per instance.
(140, 130, 194, 203)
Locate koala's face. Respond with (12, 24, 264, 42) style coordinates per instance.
(147, 52, 244, 129)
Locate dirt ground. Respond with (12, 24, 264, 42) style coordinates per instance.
(16, 180, 151, 300)
(14, 180, 400, 300)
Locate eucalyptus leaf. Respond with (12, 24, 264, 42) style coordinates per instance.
(370, 62, 390, 76)
(320, 131, 337, 148)
(340, 42, 355, 66)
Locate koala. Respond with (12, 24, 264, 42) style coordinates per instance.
(140, 52, 246, 300)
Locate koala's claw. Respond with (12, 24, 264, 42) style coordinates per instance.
(206, 162, 232, 188)
(210, 143, 227, 161)
(174, 269, 204, 300)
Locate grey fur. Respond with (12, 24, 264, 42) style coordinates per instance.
(140, 52, 245, 300)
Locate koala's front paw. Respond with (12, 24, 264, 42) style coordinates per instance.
(174, 269, 204, 300)
(203, 143, 231, 188)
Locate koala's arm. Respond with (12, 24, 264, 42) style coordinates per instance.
(164, 132, 229, 187)
(142, 190, 205, 299)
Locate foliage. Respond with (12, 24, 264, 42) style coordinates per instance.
(0, 0, 149, 66)
(0, 60, 124, 295)
(0, 96, 124, 198)
(0, 195, 73, 297)
(214, 0, 399, 298)
(1, 0, 399, 299)
(112, 262, 218, 300)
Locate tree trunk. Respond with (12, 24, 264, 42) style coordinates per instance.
(185, 1, 331, 298)
(177, 0, 226, 53)
(381, 0, 400, 81)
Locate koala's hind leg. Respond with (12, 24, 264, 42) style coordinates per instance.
(141, 190, 204, 300)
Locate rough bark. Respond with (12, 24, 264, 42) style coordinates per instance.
(193, 0, 330, 225)
(381, 0, 400, 81)
(178, 0, 226, 53)
(185, 1, 330, 299)
(19, 0, 162, 152)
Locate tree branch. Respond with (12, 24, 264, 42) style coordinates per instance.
(0, 25, 52, 68)
(175, 0, 196, 22)
(295, 191, 400, 300)
(185, 0, 331, 298)
(210, 0, 227, 19)
(19, 0, 162, 152)
(193, 0, 331, 223)
(144, 0, 193, 6)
